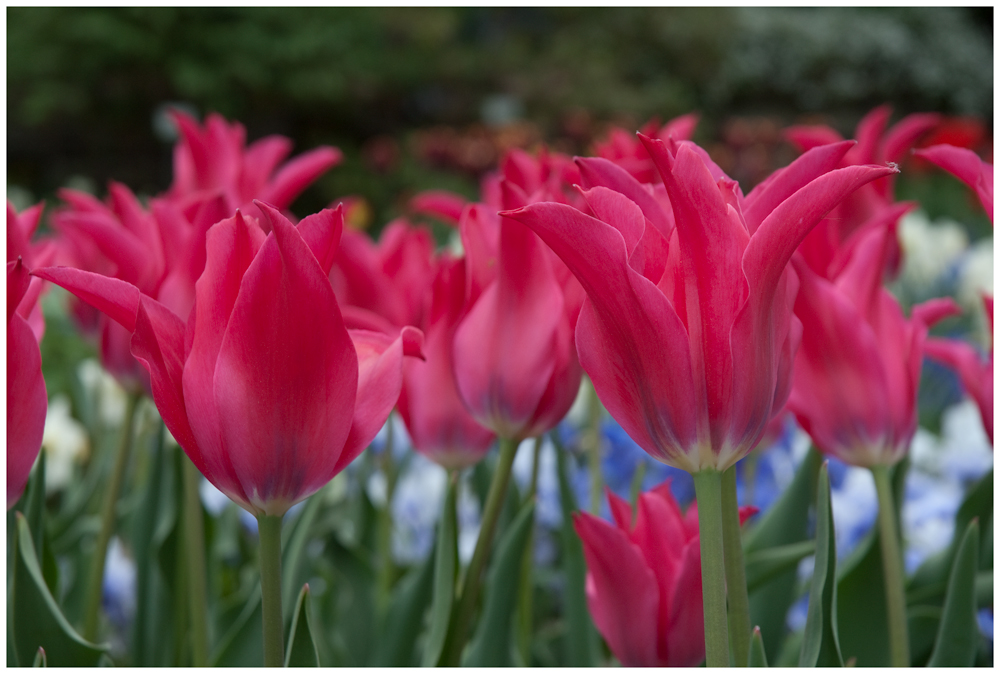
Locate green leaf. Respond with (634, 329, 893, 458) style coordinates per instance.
(325, 537, 377, 666)
(555, 436, 600, 666)
(835, 458, 907, 667)
(743, 446, 822, 664)
(421, 475, 458, 667)
(9, 513, 108, 666)
(281, 491, 323, 619)
(799, 462, 843, 667)
(927, 519, 980, 667)
(210, 586, 263, 668)
(463, 500, 536, 667)
(745, 540, 815, 593)
(748, 626, 768, 667)
(906, 605, 941, 666)
(285, 584, 320, 666)
(369, 541, 437, 666)
(31, 647, 46, 667)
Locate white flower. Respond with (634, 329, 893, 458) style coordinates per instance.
(41, 395, 89, 494)
(896, 211, 968, 297)
(76, 359, 127, 427)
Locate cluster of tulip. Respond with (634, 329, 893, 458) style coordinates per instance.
(7, 105, 992, 667)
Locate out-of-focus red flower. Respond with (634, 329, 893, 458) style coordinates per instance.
(8, 259, 47, 509)
(35, 204, 423, 515)
(914, 144, 994, 223)
(787, 105, 940, 279)
(7, 201, 55, 341)
(594, 113, 700, 184)
(507, 136, 896, 471)
(397, 255, 495, 468)
(788, 224, 960, 467)
(167, 110, 342, 223)
(924, 295, 993, 444)
(574, 483, 755, 667)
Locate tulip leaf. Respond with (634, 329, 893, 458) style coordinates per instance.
(210, 586, 263, 667)
(421, 476, 458, 667)
(463, 500, 536, 667)
(369, 541, 437, 666)
(744, 446, 822, 663)
(927, 519, 980, 667)
(555, 436, 600, 666)
(325, 537, 377, 666)
(281, 491, 323, 619)
(748, 626, 769, 667)
(798, 462, 844, 667)
(9, 513, 108, 666)
(906, 605, 941, 666)
(32, 647, 46, 667)
(834, 457, 907, 667)
(284, 584, 320, 666)
(745, 540, 816, 592)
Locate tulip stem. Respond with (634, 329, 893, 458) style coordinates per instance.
(585, 380, 603, 514)
(516, 437, 543, 664)
(83, 390, 141, 642)
(440, 436, 520, 666)
(722, 465, 751, 667)
(258, 514, 284, 667)
(871, 464, 910, 667)
(693, 469, 730, 668)
(182, 457, 210, 667)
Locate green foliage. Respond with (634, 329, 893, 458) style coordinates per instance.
(284, 585, 320, 667)
(927, 520, 980, 667)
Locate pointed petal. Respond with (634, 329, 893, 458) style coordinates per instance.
(663, 539, 706, 667)
(292, 204, 344, 276)
(606, 488, 634, 532)
(784, 125, 845, 153)
(576, 156, 675, 241)
(915, 144, 994, 219)
(573, 512, 662, 667)
(409, 190, 468, 225)
(924, 337, 993, 442)
(212, 209, 358, 515)
(504, 200, 699, 469)
(258, 146, 343, 210)
(240, 135, 293, 197)
(7, 309, 46, 508)
(30, 266, 140, 332)
(459, 204, 501, 306)
(882, 113, 940, 163)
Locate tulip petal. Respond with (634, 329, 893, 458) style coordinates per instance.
(213, 208, 358, 515)
(334, 326, 425, 475)
(576, 156, 676, 241)
(259, 146, 343, 210)
(7, 308, 46, 509)
(240, 135, 293, 197)
(409, 190, 468, 225)
(30, 267, 140, 332)
(505, 200, 699, 469)
(294, 205, 345, 276)
(784, 125, 845, 153)
(915, 144, 994, 219)
(574, 512, 661, 667)
(882, 113, 940, 164)
(924, 337, 993, 443)
(664, 538, 706, 667)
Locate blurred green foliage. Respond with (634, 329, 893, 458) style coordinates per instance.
(8, 7, 992, 226)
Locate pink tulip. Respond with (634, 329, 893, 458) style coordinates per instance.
(167, 110, 342, 221)
(330, 219, 435, 330)
(574, 483, 755, 667)
(7, 201, 55, 341)
(913, 144, 994, 222)
(923, 295, 993, 444)
(787, 224, 961, 466)
(397, 255, 495, 468)
(594, 113, 700, 184)
(8, 259, 47, 509)
(35, 203, 423, 515)
(506, 136, 897, 471)
(786, 105, 940, 279)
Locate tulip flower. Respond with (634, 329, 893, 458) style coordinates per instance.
(786, 223, 959, 667)
(913, 143, 994, 222)
(593, 112, 699, 184)
(786, 105, 940, 279)
(923, 295, 993, 444)
(167, 109, 342, 222)
(396, 255, 495, 469)
(506, 135, 896, 665)
(575, 483, 755, 667)
(8, 259, 47, 509)
(8, 201, 55, 340)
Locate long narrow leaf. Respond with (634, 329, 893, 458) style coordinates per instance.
(421, 474, 458, 667)
(927, 519, 980, 667)
(799, 462, 843, 667)
(285, 584, 320, 666)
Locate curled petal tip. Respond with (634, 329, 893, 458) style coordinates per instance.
(400, 325, 426, 360)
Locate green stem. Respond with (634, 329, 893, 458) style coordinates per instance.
(258, 514, 284, 668)
(182, 457, 210, 667)
(516, 437, 543, 664)
(440, 436, 520, 666)
(584, 380, 603, 514)
(871, 464, 910, 667)
(376, 420, 397, 615)
(693, 469, 730, 668)
(83, 391, 140, 641)
(722, 465, 751, 667)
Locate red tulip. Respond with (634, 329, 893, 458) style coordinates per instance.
(786, 105, 940, 279)
(594, 112, 700, 184)
(35, 203, 423, 515)
(506, 136, 897, 471)
(167, 110, 342, 221)
(452, 201, 584, 441)
(787, 224, 961, 466)
(913, 144, 994, 222)
(924, 295, 993, 444)
(7, 201, 55, 341)
(8, 259, 47, 509)
(397, 255, 495, 468)
(574, 483, 755, 667)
